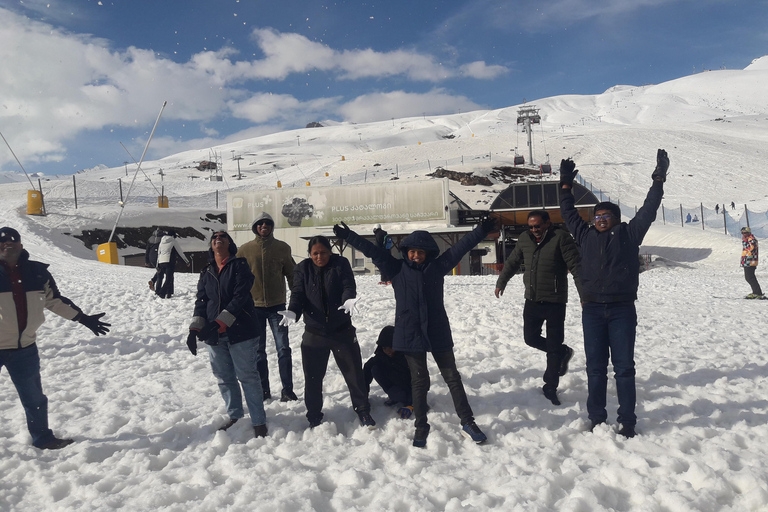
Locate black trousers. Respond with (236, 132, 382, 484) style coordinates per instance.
(155, 262, 176, 298)
(744, 266, 763, 295)
(301, 339, 370, 423)
(523, 300, 567, 391)
(403, 350, 474, 432)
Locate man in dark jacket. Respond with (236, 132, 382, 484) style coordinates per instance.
(495, 210, 582, 406)
(188, 230, 267, 438)
(363, 325, 413, 417)
(335, 218, 497, 447)
(558, 149, 668, 438)
(0, 227, 110, 449)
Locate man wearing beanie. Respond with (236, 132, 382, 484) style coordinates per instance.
(558, 149, 669, 439)
(0, 227, 110, 449)
(236, 212, 298, 402)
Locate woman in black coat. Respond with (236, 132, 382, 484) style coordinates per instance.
(279, 236, 375, 429)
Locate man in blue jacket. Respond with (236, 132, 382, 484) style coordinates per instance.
(0, 227, 110, 449)
(558, 150, 668, 438)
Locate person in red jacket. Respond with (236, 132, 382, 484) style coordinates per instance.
(740, 227, 764, 299)
(0, 227, 110, 449)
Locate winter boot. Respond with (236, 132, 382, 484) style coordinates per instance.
(559, 345, 574, 376)
(543, 386, 561, 406)
(218, 417, 239, 431)
(413, 426, 430, 448)
(253, 424, 268, 438)
(461, 422, 488, 444)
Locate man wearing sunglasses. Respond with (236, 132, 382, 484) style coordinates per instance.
(0, 227, 110, 449)
(558, 149, 669, 439)
(236, 212, 298, 402)
(494, 210, 582, 407)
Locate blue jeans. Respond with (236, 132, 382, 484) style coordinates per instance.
(0, 344, 56, 447)
(207, 335, 266, 426)
(582, 302, 637, 426)
(254, 304, 293, 395)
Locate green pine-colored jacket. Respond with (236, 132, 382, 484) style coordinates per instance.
(495, 227, 582, 303)
(236, 234, 295, 307)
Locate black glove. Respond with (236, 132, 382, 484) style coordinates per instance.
(652, 149, 669, 182)
(197, 322, 219, 342)
(76, 312, 110, 336)
(333, 222, 351, 239)
(480, 215, 498, 234)
(186, 331, 198, 356)
(559, 158, 578, 187)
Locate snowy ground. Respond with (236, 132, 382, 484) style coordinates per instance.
(2, 195, 768, 512)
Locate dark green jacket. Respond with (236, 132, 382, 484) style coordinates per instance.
(495, 227, 582, 303)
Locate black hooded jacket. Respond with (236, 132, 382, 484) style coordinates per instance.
(191, 233, 258, 344)
(288, 253, 357, 337)
(345, 226, 488, 352)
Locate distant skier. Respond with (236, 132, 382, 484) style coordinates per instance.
(731, 201, 736, 210)
(715, 204, 720, 214)
(155, 231, 189, 298)
(145, 228, 164, 291)
(741, 227, 764, 299)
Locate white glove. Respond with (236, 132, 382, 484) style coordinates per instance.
(338, 298, 360, 317)
(278, 310, 297, 326)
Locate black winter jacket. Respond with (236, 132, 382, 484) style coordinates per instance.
(191, 235, 258, 344)
(345, 225, 488, 352)
(288, 254, 356, 337)
(496, 227, 582, 303)
(559, 181, 663, 302)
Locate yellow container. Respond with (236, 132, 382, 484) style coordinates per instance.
(97, 242, 119, 265)
(26, 190, 44, 215)
(158, 196, 169, 208)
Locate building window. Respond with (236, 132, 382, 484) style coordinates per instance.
(352, 248, 365, 268)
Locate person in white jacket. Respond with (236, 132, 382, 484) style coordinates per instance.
(155, 231, 190, 298)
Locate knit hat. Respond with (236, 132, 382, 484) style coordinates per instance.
(0, 227, 21, 243)
(741, 226, 751, 234)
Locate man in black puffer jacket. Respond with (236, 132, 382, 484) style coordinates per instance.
(558, 150, 668, 439)
(495, 210, 582, 406)
(335, 218, 497, 447)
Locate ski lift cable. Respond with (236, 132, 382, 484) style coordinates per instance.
(119, 142, 162, 196)
(106, 101, 167, 245)
(0, 131, 37, 190)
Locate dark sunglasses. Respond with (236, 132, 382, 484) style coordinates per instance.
(594, 214, 614, 221)
(529, 224, 544, 229)
(211, 233, 228, 240)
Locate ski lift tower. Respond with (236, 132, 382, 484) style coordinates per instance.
(208, 150, 223, 182)
(517, 105, 541, 166)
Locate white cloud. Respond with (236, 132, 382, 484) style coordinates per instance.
(459, 61, 509, 80)
(338, 90, 484, 124)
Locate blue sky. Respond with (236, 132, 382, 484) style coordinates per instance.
(0, 0, 765, 175)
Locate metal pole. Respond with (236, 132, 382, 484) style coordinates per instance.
(38, 178, 46, 215)
(73, 175, 78, 209)
(216, 189, 219, 209)
(680, 204, 684, 228)
(745, 205, 750, 228)
(0, 131, 36, 190)
(107, 101, 167, 245)
(700, 203, 704, 230)
(118, 178, 123, 202)
(723, 205, 727, 235)
(661, 204, 665, 225)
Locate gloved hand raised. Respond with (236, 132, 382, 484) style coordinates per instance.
(479, 215, 498, 234)
(652, 149, 669, 182)
(398, 406, 414, 419)
(197, 322, 219, 342)
(186, 331, 198, 356)
(278, 310, 297, 326)
(338, 298, 360, 317)
(559, 158, 578, 187)
(75, 312, 110, 336)
(332, 222, 351, 239)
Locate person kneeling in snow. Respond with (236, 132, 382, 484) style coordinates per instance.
(0, 226, 110, 450)
(186, 231, 268, 438)
(334, 218, 497, 447)
(363, 326, 414, 418)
